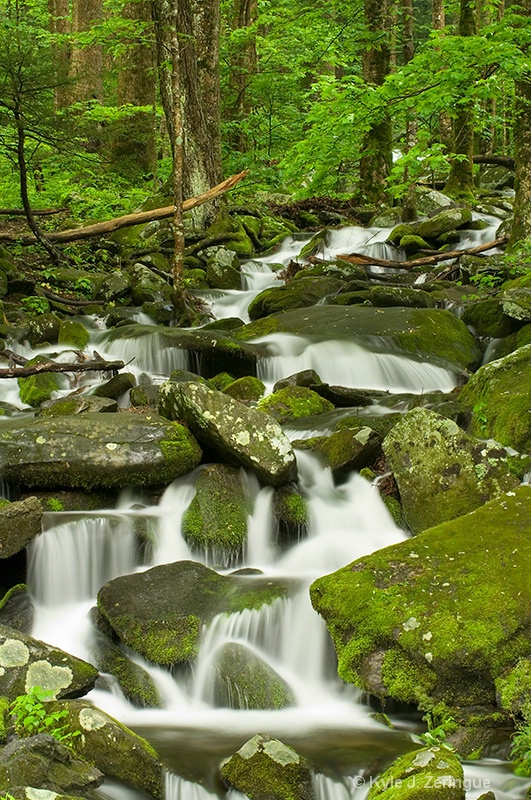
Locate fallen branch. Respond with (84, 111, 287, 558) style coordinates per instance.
(338, 236, 508, 270)
(473, 155, 515, 170)
(0, 208, 66, 216)
(0, 358, 126, 379)
(0, 171, 248, 246)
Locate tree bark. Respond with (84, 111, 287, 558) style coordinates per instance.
(0, 171, 248, 245)
(68, 0, 103, 105)
(48, 0, 71, 109)
(227, 0, 258, 152)
(359, 0, 392, 205)
(507, 3, 531, 248)
(0, 358, 126, 379)
(109, 1, 156, 178)
(170, 2, 186, 311)
(338, 236, 507, 269)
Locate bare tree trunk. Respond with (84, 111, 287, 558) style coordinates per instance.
(444, 0, 477, 198)
(48, 0, 71, 109)
(152, 0, 222, 230)
(401, 0, 417, 221)
(359, 0, 392, 205)
(227, 0, 258, 151)
(109, 1, 156, 178)
(170, 4, 185, 311)
(432, 0, 453, 150)
(68, 0, 103, 104)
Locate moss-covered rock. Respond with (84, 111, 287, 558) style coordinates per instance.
(0, 412, 202, 490)
(158, 381, 297, 487)
(128, 263, 172, 305)
(0, 733, 104, 796)
(27, 313, 62, 347)
(273, 369, 322, 392)
(220, 734, 315, 800)
(257, 386, 334, 424)
(213, 643, 295, 709)
(382, 408, 519, 533)
(273, 484, 308, 545)
(310, 486, 531, 709)
(97, 560, 286, 665)
(416, 208, 473, 240)
(223, 375, 266, 402)
(0, 623, 98, 700)
(18, 357, 63, 407)
(235, 306, 481, 373)
(458, 343, 531, 451)
(38, 396, 118, 416)
(388, 223, 416, 245)
(295, 426, 382, 483)
(367, 746, 465, 800)
(0, 585, 33, 634)
(461, 298, 516, 338)
(247, 277, 344, 321)
(369, 286, 436, 309)
(0, 497, 42, 559)
(399, 234, 432, 255)
(500, 274, 531, 322)
(91, 372, 136, 400)
(206, 247, 241, 290)
(496, 657, 531, 722)
(58, 320, 90, 349)
(47, 699, 163, 799)
(182, 464, 250, 562)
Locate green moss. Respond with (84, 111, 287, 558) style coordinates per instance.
(496, 659, 531, 721)
(0, 696, 9, 744)
(159, 424, 202, 470)
(18, 356, 62, 407)
(58, 320, 90, 349)
(214, 643, 295, 710)
(223, 375, 266, 402)
(258, 386, 334, 424)
(381, 649, 437, 706)
(366, 746, 464, 800)
(110, 614, 202, 665)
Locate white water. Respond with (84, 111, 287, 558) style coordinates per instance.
(6, 219, 528, 799)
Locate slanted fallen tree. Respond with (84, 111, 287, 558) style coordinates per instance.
(0, 352, 126, 379)
(0, 171, 248, 246)
(337, 236, 508, 270)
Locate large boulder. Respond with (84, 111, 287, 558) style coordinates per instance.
(0, 412, 202, 490)
(257, 386, 334, 424)
(458, 343, 531, 452)
(235, 306, 481, 373)
(0, 497, 42, 559)
(97, 560, 286, 665)
(182, 464, 251, 562)
(47, 699, 163, 799)
(382, 408, 519, 533)
(247, 276, 344, 320)
(0, 624, 98, 700)
(369, 286, 436, 309)
(220, 734, 315, 800)
(367, 746, 465, 800)
(310, 486, 531, 711)
(416, 207, 473, 240)
(0, 586, 33, 634)
(500, 274, 531, 322)
(159, 381, 297, 487)
(0, 734, 103, 796)
(294, 426, 382, 483)
(213, 643, 295, 710)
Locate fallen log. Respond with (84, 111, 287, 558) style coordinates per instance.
(0, 171, 248, 246)
(0, 208, 66, 216)
(337, 236, 508, 270)
(473, 155, 515, 170)
(0, 357, 126, 379)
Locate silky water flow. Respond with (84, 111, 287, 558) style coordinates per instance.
(9, 219, 529, 800)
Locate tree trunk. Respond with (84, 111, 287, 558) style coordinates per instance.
(109, 1, 156, 179)
(401, 0, 417, 221)
(227, 0, 258, 152)
(48, 0, 71, 109)
(170, 3, 185, 311)
(152, 0, 222, 230)
(507, 0, 531, 249)
(443, 0, 476, 198)
(68, 0, 103, 104)
(359, 0, 392, 205)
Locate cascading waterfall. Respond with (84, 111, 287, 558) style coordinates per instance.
(16, 219, 530, 799)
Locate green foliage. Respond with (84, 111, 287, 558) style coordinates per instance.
(20, 296, 50, 315)
(419, 713, 457, 752)
(510, 722, 531, 777)
(46, 497, 65, 512)
(9, 685, 80, 746)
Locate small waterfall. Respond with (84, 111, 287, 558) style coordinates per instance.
(98, 329, 189, 378)
(244, 485, 276, 566)
(165, 772, 218, 800)
(152, 473, 198, 566)
(255, 334, 457, 394)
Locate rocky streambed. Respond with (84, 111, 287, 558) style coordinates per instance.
(0, 184, 530, 799)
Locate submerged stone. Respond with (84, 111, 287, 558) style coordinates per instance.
(221, 734, 314, 800)
(0, 412, 202, 490)
(310, 486, 531, 710)
(159, 381, 297, 487)
(383, 408, 519, 533)
(97, 560, 286, 665)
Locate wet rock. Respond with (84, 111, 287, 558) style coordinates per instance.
(99, 269, 131, 302)
(17, 356, 63, 407)
(235, 306, 481, 373)
(220, 733, 314, 800)
(257, 386, 335, 424)
(0, 733, 104, 796)
(128, 263, 172, 305)
(500, 274, 531, 322)
(223, 375, 266, 402)
(366, 746, 465, 800)
(0, 623, 98, 700)
(273, 369, 322, 392)
(247, 276, 344, 320)
(462, 299, 516, 338)
(415, 187, 455, 215)
(213, 643, 295, 710)
(458, 343, 531, 452)
(295, 426, 382, 483)
(313, 385, 380, 408)
(416, 207, 473, 240)
(0, 497, 42, 559)
(97, 560, 286, 665)
(38, 396, 118, 416)
(47, 699, 163, 799)
(27, 313, 62, 347)
(369, 286, 436, 309)
(273, 484, 308, 545)
(383, 408, 519, 533)
(310, 486, 531, 709)
(159, 381, 297, 487)
(58, 320, 90, 349)
(206, 247, 241, 290)
(91, 372, 136, 400)
(0, 412, 202, 490)
(181, 464, 251, 562)
(0, 585, 34, 633)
